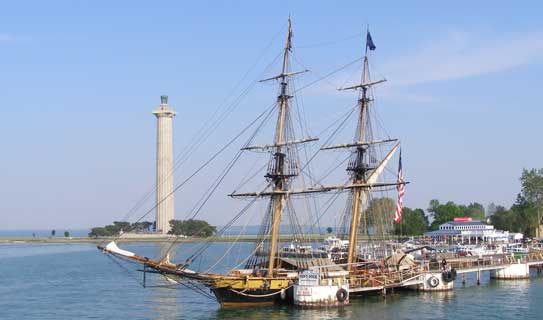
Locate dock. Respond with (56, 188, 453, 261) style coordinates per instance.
(347, 251, 543, 295)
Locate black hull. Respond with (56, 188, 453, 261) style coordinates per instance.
(211, 287, 293, 307)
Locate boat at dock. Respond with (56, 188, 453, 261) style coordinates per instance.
(100, 18, 365, 307)
(99, 17, 412, 306)
(98, 18, 543, 308)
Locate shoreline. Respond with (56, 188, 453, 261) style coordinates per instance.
(0, 235, 328, 244)
(0, 234, 402, 244)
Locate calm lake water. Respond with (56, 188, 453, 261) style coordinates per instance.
(1, 242, 542, 319)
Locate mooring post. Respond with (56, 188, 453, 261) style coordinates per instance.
(382, 288, 387, 299)
(477, 270, 480, 285)
(462, 273, 466, 285)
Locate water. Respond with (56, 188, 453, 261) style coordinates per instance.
(1, 242, 542, 319)
(0, 229, 90, 238)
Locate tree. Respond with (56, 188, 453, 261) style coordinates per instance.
(366, 197, 396, 235)
(132, 221, 154, 232)
(51, 230, 56, 237)
(511, 195, 538, 237)
(489, 197, 538, 237)
(394, 207, 428, 235)
(463, 202, 485, 220)
(487, 203, 498, 217)
(428, 200, 463, 230)
(520, 168, 543, 237)
(64, 231, 70, 237)
(88, 220, 157, 238)
(168, 219, 216, 237)
(326, 227, 333, 234)
(489, 205, 512, 231)
(105, 221, 131, 235)
(89, 227, 109, 238)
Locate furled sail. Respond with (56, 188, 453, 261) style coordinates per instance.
(366, 142, 400, 184)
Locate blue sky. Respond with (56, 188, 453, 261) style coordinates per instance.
(1, 1, 542, 229)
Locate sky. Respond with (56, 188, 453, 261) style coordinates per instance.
(1, 1, 542, 230)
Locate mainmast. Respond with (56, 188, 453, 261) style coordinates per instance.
(229, 18, 316, 275)
(266, 18, 293, 275)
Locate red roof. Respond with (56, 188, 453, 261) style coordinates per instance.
(453, 217, 472, 222)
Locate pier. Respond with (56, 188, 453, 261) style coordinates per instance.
(347, 251, 543, 295)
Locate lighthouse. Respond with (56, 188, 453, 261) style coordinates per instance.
(152, 95, 176, 234)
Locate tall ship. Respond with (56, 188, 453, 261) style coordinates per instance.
(99, 18, 413, 307)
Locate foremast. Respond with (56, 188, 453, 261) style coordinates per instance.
(345, 45, 372, 272)
(331, 31, 399, 272)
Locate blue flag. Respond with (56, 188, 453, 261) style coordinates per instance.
(366, 31, 376, 51)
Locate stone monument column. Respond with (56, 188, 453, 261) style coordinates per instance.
(152, 95, 176, 234)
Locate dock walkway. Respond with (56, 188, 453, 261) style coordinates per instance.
(349, 252, 543, 293)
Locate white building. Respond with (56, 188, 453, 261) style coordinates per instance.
(425, 217, 521, 243)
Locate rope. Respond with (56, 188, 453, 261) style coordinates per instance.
(102, 103, 277, 246)
(105, 254, 144, 287)
(112, 26, 286, 226)
(228, 285, 293, 298)
(293, 56, 363, 94)
(294, 32, 363, 49)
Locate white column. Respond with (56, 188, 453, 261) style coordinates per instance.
(153, 95, 176, 234)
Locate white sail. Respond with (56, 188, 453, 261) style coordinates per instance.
(366, 142, 400, 184)
(104, 241, 135, 257)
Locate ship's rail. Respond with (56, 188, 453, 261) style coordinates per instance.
(348, 264, 424, 292)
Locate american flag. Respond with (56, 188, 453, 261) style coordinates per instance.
(393, 150, 404, 224)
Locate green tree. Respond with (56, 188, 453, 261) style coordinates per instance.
(64, 231, 70, 237)
(428, 200, 463, 230)
(168, 219, 216, 237)
(132, 221, 154, 232)
(51, 230, 56, 237)
(366, 197, 396, 235)
(462, 202, 485, 220)
(326, 227, 333, 234)
(520, 168, 543, 237)
(489, 205, 513, 231)
(511, 195, 538, 237)
(88, 220, 154, 238)
(394, 207, 428, 235)
(487, 203, 498, 217)
(105, 221, 131, 235)
(88, 227, 110, 238)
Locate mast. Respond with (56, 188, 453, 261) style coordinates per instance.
(230, 18, 315, 274)
(266, 18, 293, 275)
(346, 48, 371, 271)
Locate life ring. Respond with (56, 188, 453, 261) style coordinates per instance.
(336, 288, 348, 302)
(428, 276, 440, 288)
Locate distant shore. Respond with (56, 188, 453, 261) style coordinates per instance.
(0, 234, 333, 244)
